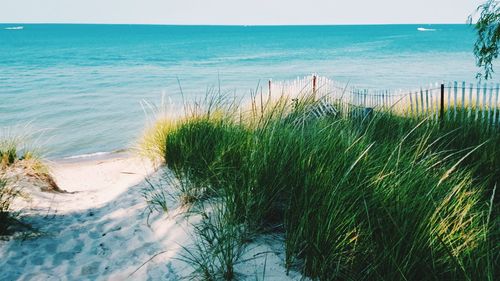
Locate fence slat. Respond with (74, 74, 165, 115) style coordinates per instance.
(476, 83, 481, 121)
(384, 90, 388, 109)
(482, 83, 488, 122)
(425, 89, 429, 115)
(461, 81, 466, 120)
(447, 82, 451, 119)
(380, 90, 383, 109)
(469, 83, 473, 119)
(364, 89, 367, 108)
(429, 86, 435, 120)
(487, 83, 493, 125)
(270, 75, 499, 128)
(453, 81, 458, 120)
(419, 88, 424, 116)
(415, 91, 420, 116)
(435, 83, 439, 119)
(495, 84, 500, 126)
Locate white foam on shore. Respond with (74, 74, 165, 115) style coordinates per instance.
(56, 149, 130, 164)
(62, 151, 113, 160)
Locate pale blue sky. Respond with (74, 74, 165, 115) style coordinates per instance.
(0, 0, 484, 25)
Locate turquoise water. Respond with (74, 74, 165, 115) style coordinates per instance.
(0, 24, 481, 158)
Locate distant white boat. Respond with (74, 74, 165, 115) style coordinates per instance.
(417, 27, 436, 32)
(4, 26, 24, 30)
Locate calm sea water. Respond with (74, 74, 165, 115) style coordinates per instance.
(0, 24, 483, 158)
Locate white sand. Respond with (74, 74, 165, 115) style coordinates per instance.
(0, 156, 303, 280)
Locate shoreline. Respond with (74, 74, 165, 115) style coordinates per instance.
(50, 148, 134, 165)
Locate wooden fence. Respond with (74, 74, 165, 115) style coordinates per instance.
(268, 75, 500, 124)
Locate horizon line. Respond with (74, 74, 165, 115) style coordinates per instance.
(0, 22, 472, 26)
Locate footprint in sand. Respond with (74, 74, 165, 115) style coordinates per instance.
(81, 261, 101, 276)
(88, 230, 101, 240)
(22, 272, 63, 281)
(53, 251, 77, 263)
(59, 235, 84, 252)
(72, 239, 84, 253)
(97, 242, 110, 256)
(44, 241, 58, 252)
(146, 261, 180, 281)
(30, 255, 45, 266)
(101, 224, 122, 237)
(6, 254, 28, 268)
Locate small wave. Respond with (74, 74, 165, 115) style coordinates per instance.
(62, 151, 113, 160)
(59, 148, 129, 163)
(4, 26, 24, 30)
(417, 27, 436, 32)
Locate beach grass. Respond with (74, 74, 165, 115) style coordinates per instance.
(0, 137, 28, 168)
(0, 133, 60, 235)
(137, 119, 177, 165)
(0, 177, 17, 235)
(178, 200, 249, 281)
(142, 91, 499, 280)
(0, 133, 45, 171)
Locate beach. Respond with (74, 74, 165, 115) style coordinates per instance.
(0, 22, 496, 281)
(0, 154, 301, 280)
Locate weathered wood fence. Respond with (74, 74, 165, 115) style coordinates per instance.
(268, 75, 500, 124)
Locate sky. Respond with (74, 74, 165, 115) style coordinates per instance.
(0, 0, 485, 25)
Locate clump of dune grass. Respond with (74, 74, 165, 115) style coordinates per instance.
(137, 118, 177, 165)
(141, 167, 211, 218)
(0, 135, 59, 192)
(136, 88, 239, 165)
(141, 176, 170, 215)
(144, 88, 499, 280)
(1, 132, 41, 170)
(136, 95, 176, 165)
(0, 177, 19, 235)
(0, 131, 60, 236)
(179, 200, 249, 281)
(0, 137, 28, 168)
(140, 163, 250, 279)
(0, 176, 32, 236)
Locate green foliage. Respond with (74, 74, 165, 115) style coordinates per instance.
(0, 178, 21, 236)
(0, 178, 10, 233)
(178, 202, 248, 281)
(0, 134, 56, 235)
(470, 0, 500, 79)
(149, 92, 499, 280)
(137, 119, 176, 165)
(0, 141, 20, 168)
(141, 176, 170, 214)
(0, 137, 39, 169)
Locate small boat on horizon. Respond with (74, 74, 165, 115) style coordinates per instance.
(417, 27, 436, 32)
(4, 26, 24, 30)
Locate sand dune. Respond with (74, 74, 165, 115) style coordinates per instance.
(0, 156, 301, 280)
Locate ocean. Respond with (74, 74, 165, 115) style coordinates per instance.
(0, 24, 484, 158)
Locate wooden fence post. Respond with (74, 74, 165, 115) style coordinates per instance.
(268, 79, 272, 98)
(440, 84, 445, 121)
(312, 75, 317, 100)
